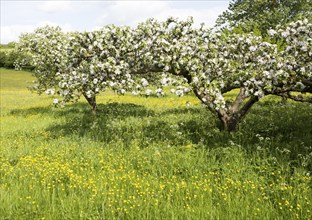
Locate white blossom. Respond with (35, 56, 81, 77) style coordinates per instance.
(141, 78, 149, 87)
(175, 90, 183, 97)
(145, 89, 152, 96)
(268, 29, 277, 36)
(249, 46, 257, 52)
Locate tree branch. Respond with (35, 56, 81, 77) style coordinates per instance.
(230, 88, 246, 113)
(275, 93, 312, 103)
(237, 95, 259, 120)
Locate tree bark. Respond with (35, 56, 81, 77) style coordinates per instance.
(83, 93, 97, 113)
(217, 94, 259, 132)
(218, 114, 239, 132)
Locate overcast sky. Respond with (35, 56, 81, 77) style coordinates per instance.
(1, 0, 230, 44)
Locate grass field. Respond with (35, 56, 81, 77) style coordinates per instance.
(0, 68, 311, 219)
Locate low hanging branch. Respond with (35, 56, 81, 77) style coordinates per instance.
(276, 92, 312, 103)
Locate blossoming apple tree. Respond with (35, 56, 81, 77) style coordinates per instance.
(130, 17, 311, 131)
(18, 25, 138, 112)
(17, 18, 311, 131)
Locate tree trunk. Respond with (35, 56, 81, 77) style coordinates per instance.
(218, 114, 239, 132)
(217, 94, 259, 132)
(90, 100, 97, 114)
(192, 85, 260, 132)
(83, 94, 97, 114)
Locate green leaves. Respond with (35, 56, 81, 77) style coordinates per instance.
(216, 0, 312, 36)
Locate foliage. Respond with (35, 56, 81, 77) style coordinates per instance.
(1, 69, 311, 219)
(0, 42, 16, 49)
(0, 51, 5, 67)
(0, 49, 33, 70)
(131, 18, 311, 130)
(216, 0, 312, 36)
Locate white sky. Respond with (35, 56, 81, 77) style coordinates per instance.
(0, 0, 230, 44)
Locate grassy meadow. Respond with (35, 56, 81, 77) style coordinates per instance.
(0, 68, 311, 219)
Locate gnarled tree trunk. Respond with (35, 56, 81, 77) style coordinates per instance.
(217, 92, 259, 132)
(193, 87, 260, 132)
(218, 114, 240, 132)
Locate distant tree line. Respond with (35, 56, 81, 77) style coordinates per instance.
(0, 42, 34, 70)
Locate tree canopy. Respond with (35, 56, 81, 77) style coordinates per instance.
(216, 0, 312, 35)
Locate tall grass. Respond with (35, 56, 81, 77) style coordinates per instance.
(0, 68, 311, 219)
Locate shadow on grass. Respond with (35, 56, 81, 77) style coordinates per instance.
(9, 102, 155, 117)
(9, 104, 85, 117)
(10, 101, 312, 147)
(41, 104, 211, 147)
(9, 100, 312, 169)
(10, 106, 58, 116)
